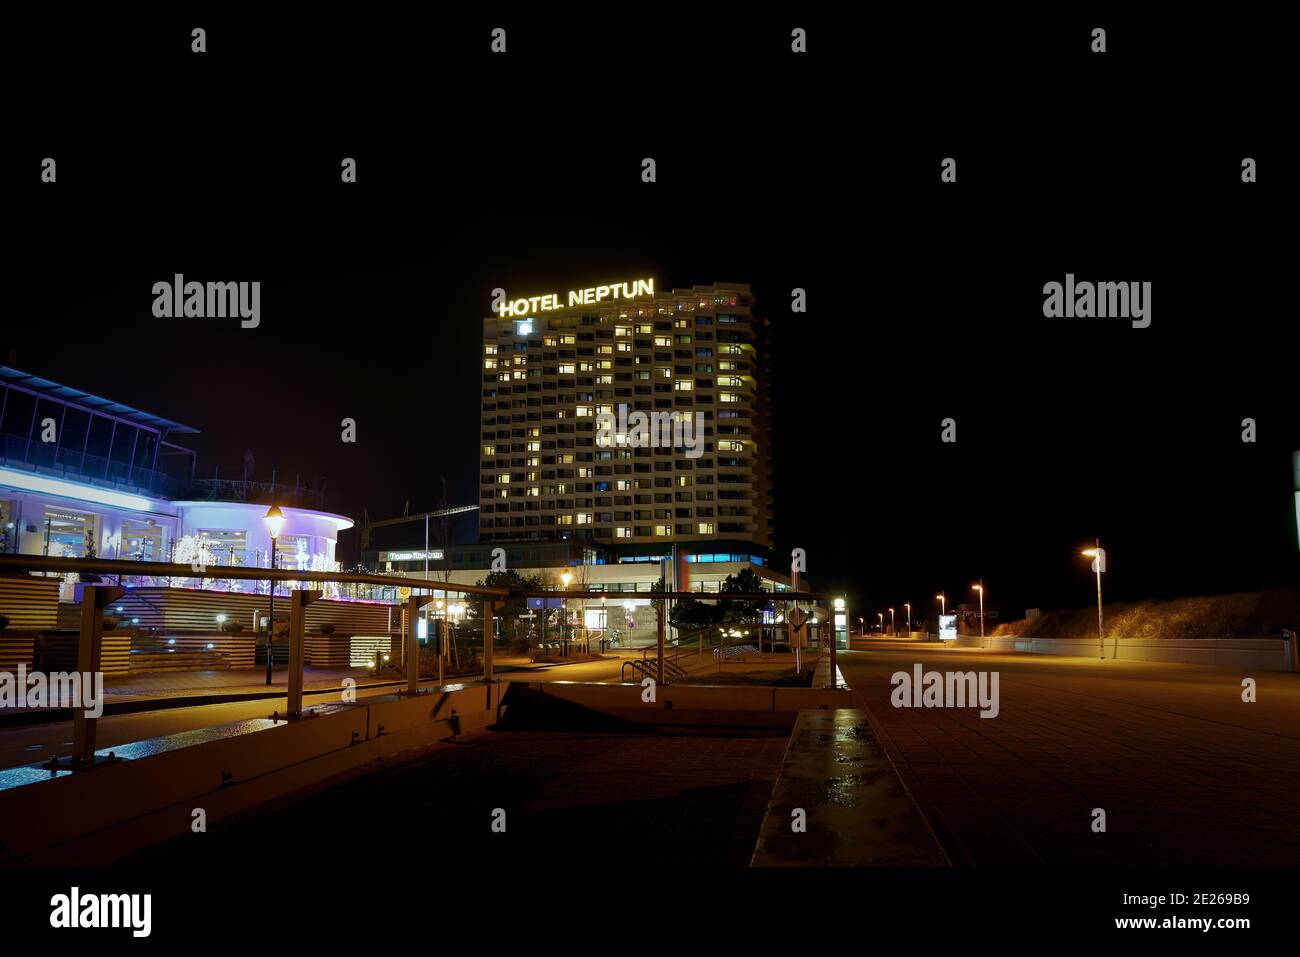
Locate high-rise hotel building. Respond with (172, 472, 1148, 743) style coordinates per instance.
(479, 281, 772, 557)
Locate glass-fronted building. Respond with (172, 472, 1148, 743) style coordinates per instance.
(0, 365, 352, 599)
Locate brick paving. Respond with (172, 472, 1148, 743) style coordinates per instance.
(841, 649, 1300, 866)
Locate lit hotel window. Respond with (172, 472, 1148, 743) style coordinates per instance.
(485, 344, 498, 355)
(615, 527, 632, 538)
(674, 380, 693, 391)
(654, 525, 671, 536)
(697, 523, 714, 534)
(559, 363, 576, 374)
(576, 406, 592, 417)
(483, 445, 496, 455)
(484, 359, 496, 370)
(577, 513, 593, 525)
(720, 392, 739, 403)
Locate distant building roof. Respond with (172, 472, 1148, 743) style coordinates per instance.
(0, 365, 199, 435)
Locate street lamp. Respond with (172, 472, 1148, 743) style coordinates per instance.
(877, 612, 883, 633)
(904, 602, 911, 634)
(935, 593, 945, 616)
(1082, 541, 1106, 659)
(971, 581, 985, 642)
(888, 607, 895, 635)
(263, 504, 285, 685)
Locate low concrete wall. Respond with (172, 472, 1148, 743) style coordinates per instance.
(510, 680, 853, 727)
(0, 680, 504, 864)
(956, 634, 1291, 670)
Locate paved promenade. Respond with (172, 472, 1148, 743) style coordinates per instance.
(839, 647, 1300, 866)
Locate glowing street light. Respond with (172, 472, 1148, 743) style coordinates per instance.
(877, 612, 883, 633)
(904, 602, 911, 634)
(935, 593, 945, 616)
(971, 581, 985, 642)
(888, 607, 895, 635)
(263, 504, 285, 686)
(1082, 540, 1106, 659)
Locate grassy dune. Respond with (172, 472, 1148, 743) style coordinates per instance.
(994, 587, 1300, 640)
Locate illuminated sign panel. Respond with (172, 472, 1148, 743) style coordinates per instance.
(939, 614, 958, 640)
(495, 278, 654, 318)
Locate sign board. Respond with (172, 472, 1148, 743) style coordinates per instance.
(939, 614, 958, 641)
(526, 596, 565, 610)
(496, 278, 655, 317)
(1090, 548, 1107, 574)
(398, 586, 411, 600)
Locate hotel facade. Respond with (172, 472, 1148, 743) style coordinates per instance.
(478, 281, 773, 555)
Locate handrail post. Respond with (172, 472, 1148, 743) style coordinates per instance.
(482, 600, 495, 682)
(287, 589, 321, 717)
(73, 584, 124, 765)
(656, 601, 665, 685)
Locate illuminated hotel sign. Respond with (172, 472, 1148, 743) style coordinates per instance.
(494, 278, 654, 318)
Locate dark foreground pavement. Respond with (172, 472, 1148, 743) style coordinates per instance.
(128, 724, 789, 867)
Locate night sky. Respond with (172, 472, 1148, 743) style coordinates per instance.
(3, 12, 1292, 622)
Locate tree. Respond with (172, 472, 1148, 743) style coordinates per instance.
(718, 567, 770, 624)
(670, 594, 722, 631)
(466, 569, 543, 631)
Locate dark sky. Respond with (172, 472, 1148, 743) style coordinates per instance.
(3, 12, 1292, 623)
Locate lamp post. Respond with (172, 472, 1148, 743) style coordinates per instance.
(263, 504, 285, 685)
(877, 612, 883, 634)
(904, 602, 911, 635)
(1082, 541, 1106, 659)
(888, 607, 895, 636)
(972, 581, 985, 644)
